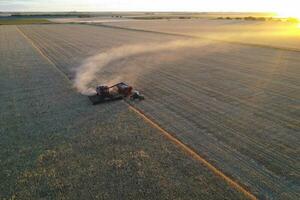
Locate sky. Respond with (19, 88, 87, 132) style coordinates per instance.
(0, 0, 299, 18)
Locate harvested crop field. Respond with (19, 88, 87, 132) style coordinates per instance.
(0, 25, 249, 199)
(1, 21, 299, 200)
(103, 19, 300, 51)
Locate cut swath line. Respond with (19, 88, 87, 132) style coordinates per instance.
(17, 24, 257, 200)
(16, 26, 71, 83)
(127, 104, 257, 200)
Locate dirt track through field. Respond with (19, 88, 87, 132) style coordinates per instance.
(127, 104, 257, 200)
(16, 25, 257, 200)
(16, 26, 70, 82)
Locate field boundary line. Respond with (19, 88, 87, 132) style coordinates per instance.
(16, 24, 256, 199)
(92, 23, 192, 38)
(127, 104, 257, 200)
(16, 26, 71, 83)
(94, 23, 300, 53)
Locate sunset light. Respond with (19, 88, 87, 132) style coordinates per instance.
(1, 1, 300, 200)
(275, 2, 299, 19)
(0, 0, 298, 13)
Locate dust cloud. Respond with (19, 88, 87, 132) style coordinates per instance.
(73, 39, 213, 95)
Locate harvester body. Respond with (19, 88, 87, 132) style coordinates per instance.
(88, 82, 143, 105)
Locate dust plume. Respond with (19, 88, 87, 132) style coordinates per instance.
(74, 39, 213, 95)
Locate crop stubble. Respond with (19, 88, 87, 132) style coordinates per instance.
(103, 19, 300, 51)
(0, 25, 248, 199)
(18, 24, 300, 199)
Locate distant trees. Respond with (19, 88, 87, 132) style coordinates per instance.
(216, 16, 299, 23)
(286, 17, 299, 23)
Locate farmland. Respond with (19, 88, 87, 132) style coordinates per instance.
(0, 18, 51, 25)
(1, 18, 299, 200)
(0, 25, 248, 199)
(103, 19, 300, 51)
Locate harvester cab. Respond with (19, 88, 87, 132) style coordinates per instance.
(88, 82, 144, 105)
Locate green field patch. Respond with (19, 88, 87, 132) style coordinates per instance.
(0, 18, 52, 25)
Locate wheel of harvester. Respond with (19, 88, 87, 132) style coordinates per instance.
(138, 95, 145, 100)
(130, 93, 144, 101)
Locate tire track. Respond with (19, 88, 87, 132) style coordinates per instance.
(16, 26, 71, 84)
(127, 104, 258, 200)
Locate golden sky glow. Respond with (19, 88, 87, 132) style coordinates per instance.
(0, 0, 299, 19)
(275, 1, 299, 19)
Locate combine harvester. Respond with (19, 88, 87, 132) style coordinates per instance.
(88, 82, 144, 105)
